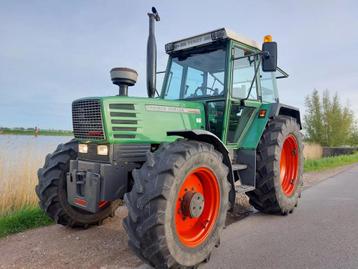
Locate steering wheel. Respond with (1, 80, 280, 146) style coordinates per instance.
(193, 86, 218, 96)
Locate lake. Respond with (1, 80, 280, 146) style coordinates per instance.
(0, 134, 71, 161)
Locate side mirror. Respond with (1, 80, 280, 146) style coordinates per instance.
(262, 42, 277, 72)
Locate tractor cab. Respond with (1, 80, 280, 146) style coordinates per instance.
(161, 28, 286, 145)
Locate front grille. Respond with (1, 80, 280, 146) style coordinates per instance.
(72, 99, 105, 140)
(109, 103, 138, 140)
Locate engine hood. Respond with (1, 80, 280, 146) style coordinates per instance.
(73, 96, 206, 144)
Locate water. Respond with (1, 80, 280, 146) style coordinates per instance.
(0, 135, 71, 160)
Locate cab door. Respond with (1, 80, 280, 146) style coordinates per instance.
(226, 46, 261, 147)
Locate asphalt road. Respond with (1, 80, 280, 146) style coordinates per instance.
(0, 165, 356, 269)
(202, 164, 358, 269)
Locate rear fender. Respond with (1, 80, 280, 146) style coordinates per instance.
(270, 103, 302, 129)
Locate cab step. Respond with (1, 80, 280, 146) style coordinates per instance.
(234, 184, 255, 193)
(232, 163, 248, 171)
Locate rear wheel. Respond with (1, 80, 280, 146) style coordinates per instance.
(36, 140, 120, 227)
(247, 116, 303, 214)
(123, 140, 229, 268)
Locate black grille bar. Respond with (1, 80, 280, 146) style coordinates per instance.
(112, 126, 137, 132)
(113, 134, 136, 139)
(109, 103, 135, 110)
(110, 112, 136, 117)
(109, 102, 138, 140)
(111, 119, 138, 125)
(72, 99, 105, 140)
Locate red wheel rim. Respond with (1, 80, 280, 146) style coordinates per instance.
(280, 134, 299, 196)
(175, 167, 220, 248)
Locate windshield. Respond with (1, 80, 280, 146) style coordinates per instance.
(162, 47, 226, 99)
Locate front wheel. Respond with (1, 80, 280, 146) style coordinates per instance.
(36, 140, 120, 227)
(123, 140, 230, 268)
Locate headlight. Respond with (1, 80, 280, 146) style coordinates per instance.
(97, 145, 108, 156)
(78, 144, 88, 153)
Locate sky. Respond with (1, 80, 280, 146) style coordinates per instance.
(1, 0, 357, 130)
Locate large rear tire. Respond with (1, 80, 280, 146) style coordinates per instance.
(36, 140, 120, 227)
(247, 116, 304, 214)
(123, 140, 229, 268)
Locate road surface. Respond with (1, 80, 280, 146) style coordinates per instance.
(202, 164, 358, 269)
(0, 164, 356, 269)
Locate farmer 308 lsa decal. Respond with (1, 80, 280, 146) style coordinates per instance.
(36, 7, 303, 268)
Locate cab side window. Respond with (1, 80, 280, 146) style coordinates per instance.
(232, 47, 259, 100)
(261, 71, 278, 103)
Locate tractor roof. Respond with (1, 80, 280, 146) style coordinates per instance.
(165, 28, 261, 53)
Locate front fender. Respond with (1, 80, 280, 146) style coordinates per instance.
(167, 129, 236, 207)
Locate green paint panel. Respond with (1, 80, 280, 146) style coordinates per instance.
(100, 96, 205, 144)
(239, 103, 272, 149)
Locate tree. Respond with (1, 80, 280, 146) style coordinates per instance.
(304, 89, 325, 144)
(349, 121, 358, 146)
(304, 89, 354, 147)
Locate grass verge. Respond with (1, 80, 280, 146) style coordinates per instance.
(304, 152, 358, 172)
(0, 129, 73, 136)
(0, 207, 53, 238)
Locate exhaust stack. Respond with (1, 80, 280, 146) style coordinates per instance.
(146, 7, 160, 98)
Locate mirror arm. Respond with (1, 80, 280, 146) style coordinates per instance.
(232, 51, 263, 61)
(276, 67, 289, 79)
(240, 56, 262, 105)
(247, 57, 261, 99)
(164, 71, 173, 96)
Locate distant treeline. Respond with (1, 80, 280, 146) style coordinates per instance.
(0, 127, 73, 136)
(304, 89, 358, 146)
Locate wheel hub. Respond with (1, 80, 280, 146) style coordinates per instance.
(175, 167, 220, 248)
(181, 191, 205, 218)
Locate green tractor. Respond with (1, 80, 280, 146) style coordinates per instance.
(36, 7, 303, 268)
